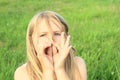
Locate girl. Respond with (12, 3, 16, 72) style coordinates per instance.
(14, 11, 87, 80)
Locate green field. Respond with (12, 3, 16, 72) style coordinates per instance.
(0, 0, 120, 80)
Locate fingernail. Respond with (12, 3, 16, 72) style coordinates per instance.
(68, 35, 70, 38)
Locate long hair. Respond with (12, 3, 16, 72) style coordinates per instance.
(26, 11, 81, 80)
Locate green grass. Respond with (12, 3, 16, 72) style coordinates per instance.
(0, 0, 120, 80)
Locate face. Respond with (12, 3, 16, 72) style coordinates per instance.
(32, 18, 65, 56)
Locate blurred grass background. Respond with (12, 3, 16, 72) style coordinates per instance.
(0, 0, 120, 80)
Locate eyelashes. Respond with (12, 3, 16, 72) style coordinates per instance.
(54, 33, 61, 36)
(40, 32, 61, 37)
(40, 34, 46, 37)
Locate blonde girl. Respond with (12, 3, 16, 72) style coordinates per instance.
(14, 11, 87, 80)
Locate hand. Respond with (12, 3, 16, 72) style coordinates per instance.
(53, 32, 72, 70)
(36, 37, 54, 73)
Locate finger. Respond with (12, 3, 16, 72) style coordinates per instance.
(39, 37, 52, 49)
(53, 42, 60, 51)
(52, 46, 57, 55)
(37, 38, 52, 56)
(37, 49, 46, 61)
(65, 35, 70, 48)
(40, 37, 51, 47)
(61, 32, 65, 47)
(64, 45, 72, 58)
(46, 47, 52, 57)
(67, 45, 72, 53)
(47, 55, 54, 64)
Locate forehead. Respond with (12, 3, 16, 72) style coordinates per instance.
(35, 18, 63, 33)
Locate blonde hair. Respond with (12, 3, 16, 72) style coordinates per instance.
(26, 11, 81, 80)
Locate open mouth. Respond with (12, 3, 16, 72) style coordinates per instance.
(44, 46, 58, 56)
(44, 47, 53, 56)
(45, 47, 49, 55)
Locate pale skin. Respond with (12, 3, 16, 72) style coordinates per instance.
(14, 18, 87, 80)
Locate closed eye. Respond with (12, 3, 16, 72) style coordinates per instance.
(54, 33, 61, 36)
(40, 34, 46, 37)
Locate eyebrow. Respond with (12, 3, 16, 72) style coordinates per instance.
(53, 31, 61, 33)
(39, 31, 61, 34)
(39, 32, 48, 34)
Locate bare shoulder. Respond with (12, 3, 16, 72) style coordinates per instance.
(74, 56, 87, 80)
(14, 63, 30, 80)
(74, 56, 86, 66)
